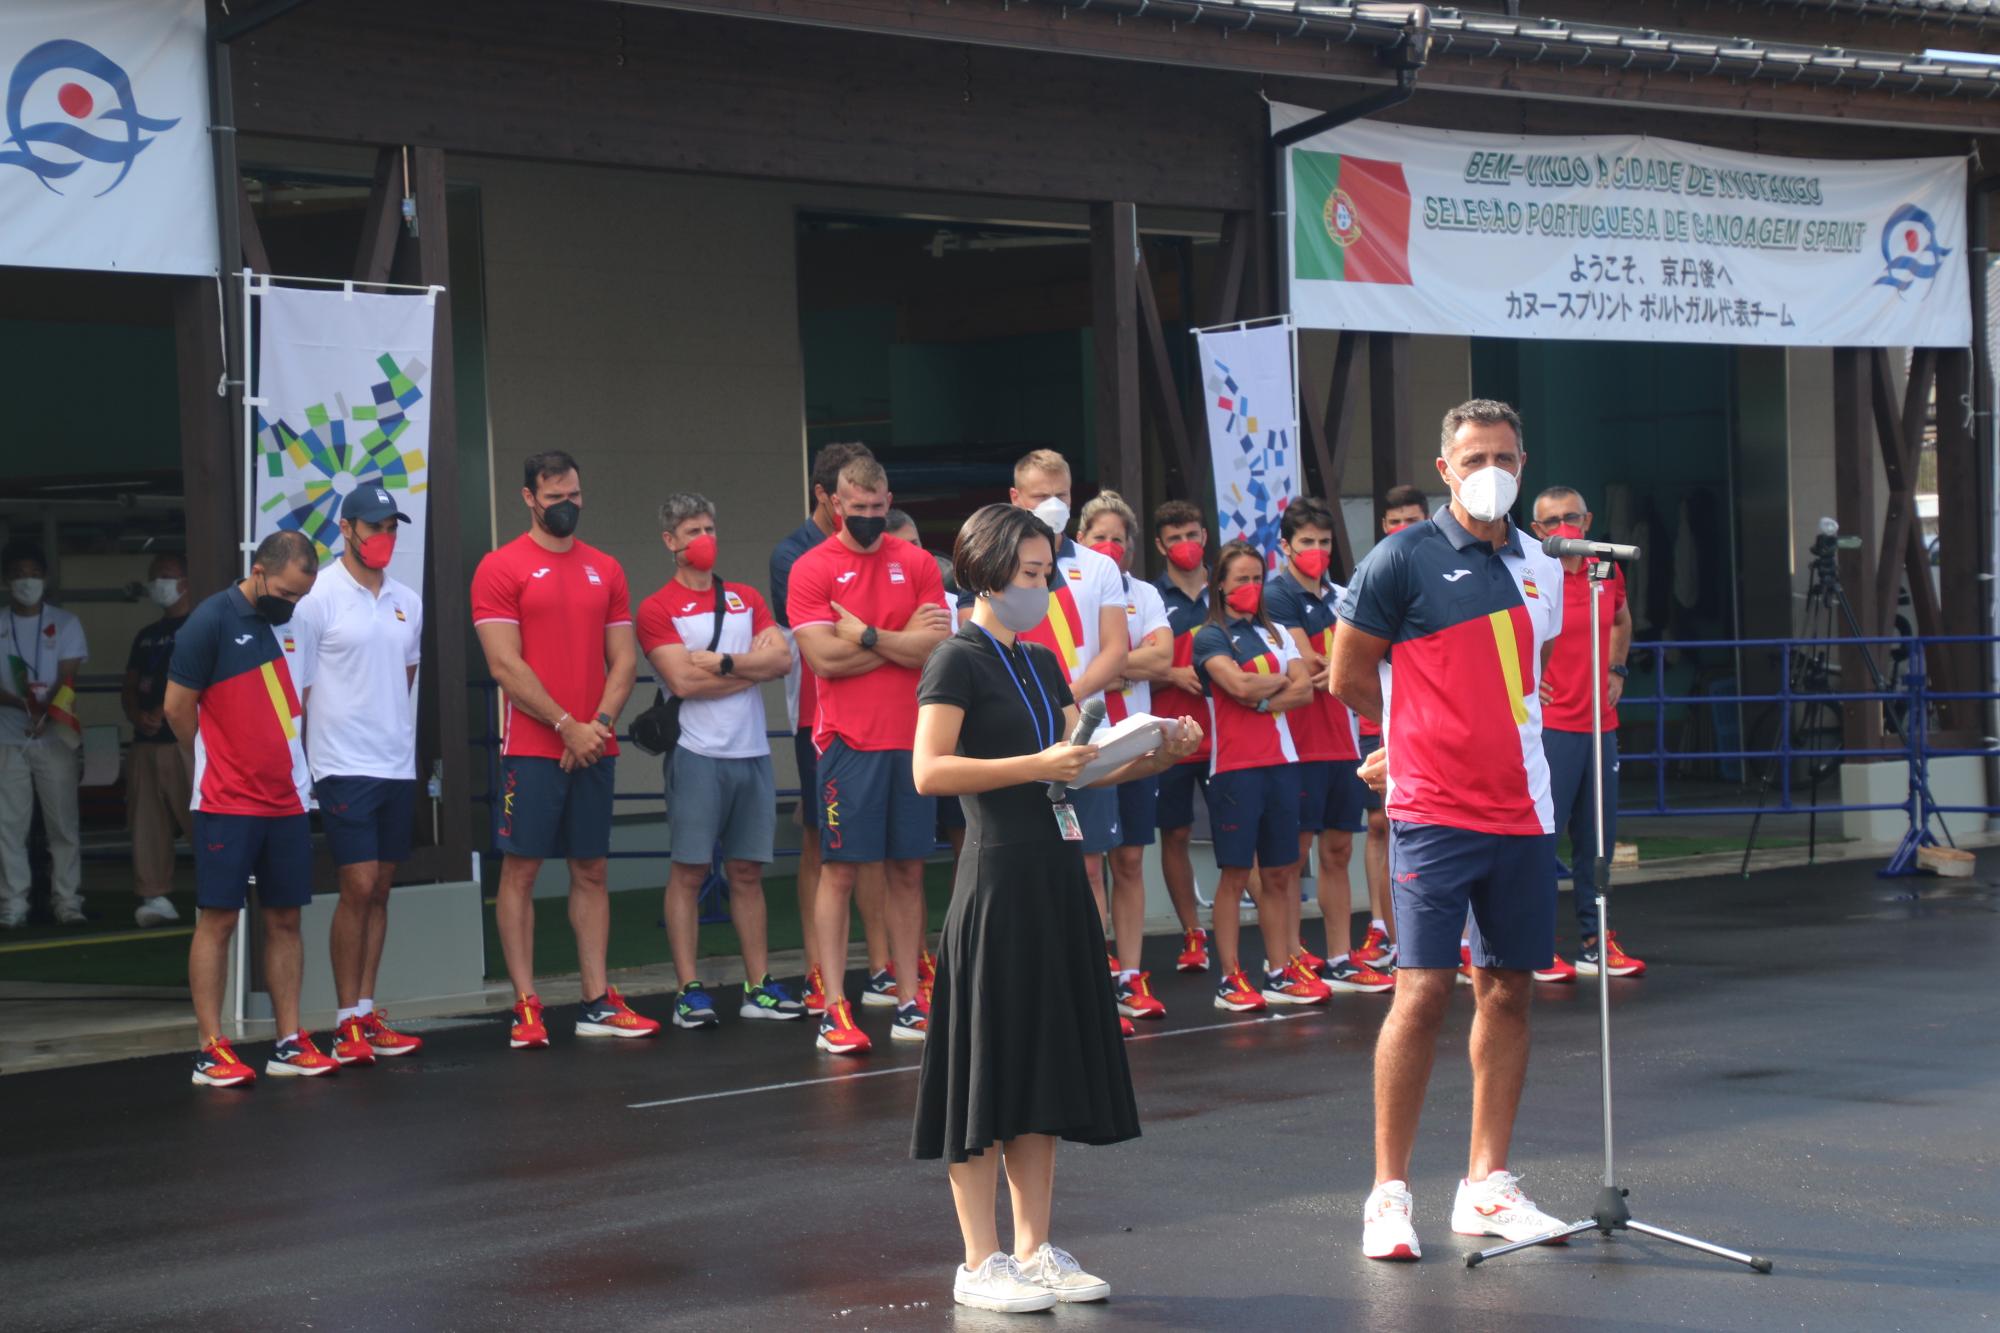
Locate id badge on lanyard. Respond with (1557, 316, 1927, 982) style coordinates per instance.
(976, 625, 1080, 839)
(1052, 801, 1083, 841)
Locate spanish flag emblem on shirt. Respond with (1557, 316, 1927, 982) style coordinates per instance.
(1522, 577, 1540, 599)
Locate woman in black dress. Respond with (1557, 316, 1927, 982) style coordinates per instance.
(911, 504, 1203, 1314)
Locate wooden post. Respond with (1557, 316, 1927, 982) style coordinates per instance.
(1368, 332, 1410, 528)
(409, 147, 475, 884)
(1091, 202, 1142, 507)
(173, 281, 236, 599)
(1300, 331, 1363, 580)
(1832, 347, 1881, 747)
(1935, 348, 1980, 729)
(1134, 246, 1198, 505)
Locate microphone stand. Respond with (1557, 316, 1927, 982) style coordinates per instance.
(1468, 555, 1772, 1275)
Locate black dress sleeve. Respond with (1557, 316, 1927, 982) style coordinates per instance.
(1023, 643, 1076, 711)
(918, 636, 979, 711)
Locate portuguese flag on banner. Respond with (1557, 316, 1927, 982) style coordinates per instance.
(1292, 149, 1414, 286)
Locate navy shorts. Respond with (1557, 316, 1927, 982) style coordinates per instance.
(1358, 733, 1384, 812)
(1156, 761, 1209, 832)
(1117, 775, 1159, 848)
(1298, 760, 1369, 835)
(1071, 783, 1121, 855)
(793, 730, 820, 831)
(1208, 766, 1301, 870)
(668, 750, 775, 865)
(315, 775, 417, 867)
(496, 754, 616, 861)
(193, 811, 314, 910)
(1389, 821, 1557, 971)
(936, 794, 966, 834)
(819, 740, 935, 864)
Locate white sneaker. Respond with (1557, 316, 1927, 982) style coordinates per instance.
(1361, 1180, 1421, 1261)
(1016, 1242, 1110, 1303)
(0, 907, 26, 930)
(953, 1252, 1058, 1313)
(1452, 1169, 1566, 1242)
(135, 897, 181, 928)
(54, 901, 88, 925)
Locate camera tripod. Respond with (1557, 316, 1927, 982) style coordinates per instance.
(1469, 554, 1772, 1275)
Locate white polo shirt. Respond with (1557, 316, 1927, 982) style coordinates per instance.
(1110, 573, 1170, 721)
(634, 578, 778, 761)
(1019, 538, 1126, 707)
(290, 559, 423, 781)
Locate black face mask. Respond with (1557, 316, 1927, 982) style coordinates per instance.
(843, 514, 887, 548)
(253, 576, 296, 625)
(538, 500, 581, 539)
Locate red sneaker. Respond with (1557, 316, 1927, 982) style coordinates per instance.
(816, 998, 872, 1056)
(802, 966, 828, 1017)
(265, 1032, 339, 1077)
(1264, 958, 1331, 1006)
(1214, 970, 1269, 1013)
(1457, 944, 1474, 986)
(576, 985, 662, 1039)
(1534, 954, 1578, 984)
(510, 993, 550, 1049)
(1120, 1016, 1136, 1039)
(359, 1008, 423, 1056)
(1353, 924, 1393, 968)
(1107, 947, 1121, 976)
(1115, 971, 1167, 1020)
(1579, 932, 1647, 978)
(331, 1016, 377, 1067)
(191, 1036, 256, 1088)
(1176, 927, 1210, 974)
(1295, 946, 1330, 978)
(918, 949, 936, 988)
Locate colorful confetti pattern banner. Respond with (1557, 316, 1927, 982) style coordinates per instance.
(1196, 321, 1299, 568)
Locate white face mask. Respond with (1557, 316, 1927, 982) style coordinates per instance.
(148, 577, 185, 608)
(10, 577, 45, 607)
(1031, 496, 1071, 536)
(1445, 460, 1520, 525)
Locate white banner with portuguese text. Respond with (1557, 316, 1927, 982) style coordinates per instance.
(1278, 106, 1971, 348)
(0, 0, 216, 275)
(252, 285, 436, 593)
(1196, 320, 1299, 566)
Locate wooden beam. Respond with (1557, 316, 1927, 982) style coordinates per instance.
(408, 146, 475, 883)
(1134, 247, 1198, 504)
(1935, 348, 1980, 729)
(237, 179, 271, 275)
(1325, 333, 1363, 580)
(1091, 202, 1143, 507)
(172, 279, 236, 599)
(1832, 347, 1882, 747)
(354, 147, 404, 286)
(1368, 332, 1409, 531)
(1203, 212, 1250, 329)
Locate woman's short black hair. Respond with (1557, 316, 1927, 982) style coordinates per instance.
(952, 504, 1058, 596)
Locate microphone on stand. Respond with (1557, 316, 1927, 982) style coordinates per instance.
(1541, 534, 1641, 562)
(1048, 698, 1107, 803)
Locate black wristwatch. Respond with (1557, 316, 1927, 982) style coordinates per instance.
(859, 626, 879, 651)
(1609, 664, 1630, 678)
(720, 654, 735, 677)
(595, 711, 613, 727)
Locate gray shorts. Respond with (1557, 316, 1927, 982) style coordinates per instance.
(666, 749, 775, 866)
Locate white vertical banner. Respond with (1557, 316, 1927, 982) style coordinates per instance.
(1196, 318, 1301, 565)
(0, 0, 217, 275)
(252, 284, 438, 592)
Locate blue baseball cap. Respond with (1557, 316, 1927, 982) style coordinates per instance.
(341, 485, 411, 524)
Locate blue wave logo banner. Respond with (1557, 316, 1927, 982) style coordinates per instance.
(1874, 204, 1951, 295)
(1, 38, 179, 195)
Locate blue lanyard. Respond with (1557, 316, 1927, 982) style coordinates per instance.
(975, 624, 1058, 749)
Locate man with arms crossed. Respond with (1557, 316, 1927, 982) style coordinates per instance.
(640, 493, 805, 1029)
(1148, 501, 1216, 973)
(473, 451, 657, 1048)
(292, 486, 427, 1065)
(789, 455, 951, 1053)
(1333, 400, 1566, 1259)
(169, 532, 337, 1086)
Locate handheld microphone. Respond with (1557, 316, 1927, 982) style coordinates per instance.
(1048, 697, 1108, 802)
(1541, 534, 1640, 562)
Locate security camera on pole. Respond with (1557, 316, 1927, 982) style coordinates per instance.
(1468, 532, 1773, 1275)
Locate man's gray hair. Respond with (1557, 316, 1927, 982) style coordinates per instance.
(1439, 398, 1525, 457)
(659, 492, 715, 533)
(886, 508, 917, 535)
(1533, 485, 1583, 513)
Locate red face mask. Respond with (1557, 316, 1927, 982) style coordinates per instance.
(1225, 582, 1262, 615)
(1088, 540, 1126, 567)
(1551, 523, 1585, 541)
(681, 533, 718, 572)
(356, 532, 396, 570)
(1291, 548, 1330, 580)
(1166, 539, 1205, 572)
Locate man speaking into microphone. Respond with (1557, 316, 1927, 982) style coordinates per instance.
(1331, 399, 1567, 1262)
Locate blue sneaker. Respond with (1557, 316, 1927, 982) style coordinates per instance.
(741, 975, 805, 1022)
(674, 982, 719, 1030)
(890, 998, 928, 1043)
(862, 965, 899, 1008)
